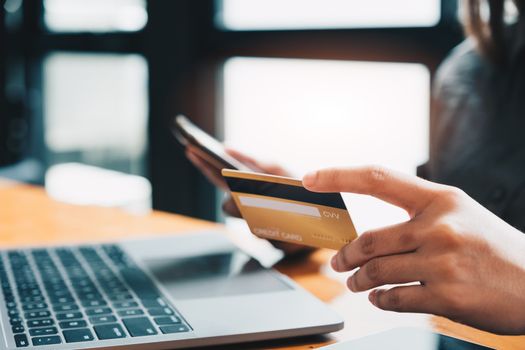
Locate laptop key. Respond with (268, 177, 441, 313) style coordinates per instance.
(10, 317, 23, 325)
(76, 286, 96, 294)
(21, 291, 43, 298)
(20, 296, 44, 303)
(142, 298, 167, 308)
(22, 302, 47, 311)
(50, 296, 75, 304)
(94, 324, 127, 340)
(82, 299, 106, 307)
(118, 309, 144, 317)
(113, 301, 138, 309)
(25, 310, 51, 319)
(123, 317, 158, 337)
(78, 293, 102, 301)
(154, 316, 180, 325)
(89, 315, 117, 324)
(160, 325, 190, 334)
(31, 335, 61, 346)
(27, 319, 54, 328)
(29, 327, 58, 336)
(63, 328, 95, 343)
(86, 307, 112, 316)
(59, 320, 87, 329)
(148, 307, 174, 316)
(53, 303, 79, 312)
(14, 334, 29, 347)
(12, 324, 25, 333)
(45, 287, 65, 295)
(47, 290, 70, 298)
(56, 312, 83, 320)
(104, 286, 128, 294)
(108, 293, 133, 302)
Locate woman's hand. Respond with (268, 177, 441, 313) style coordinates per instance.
(303, 166, 525, 335)
(186, 146, 311, 255)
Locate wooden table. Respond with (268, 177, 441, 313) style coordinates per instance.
(1, 180, 524, 349)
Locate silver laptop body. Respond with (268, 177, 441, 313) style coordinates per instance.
(0, 231, 343, 349)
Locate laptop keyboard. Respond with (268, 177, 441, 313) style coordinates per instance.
(0, 245, 191, 347)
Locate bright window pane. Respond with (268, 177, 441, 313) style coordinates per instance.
(223, 57, 430, 231)
(44, 0, 147, 32)
(219, 0, 440, 30)
(43, 52, 148, 176)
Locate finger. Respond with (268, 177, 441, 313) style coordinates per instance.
(186, 148, 215, 174)
(225, 149, 263, 172)
(186, 144, 208, 160)
(226, 148, 288, 176)
(303, 166, 437, 215)
(222, 197, 242, 217)
(186, 146, 211, 168)
(332, 221, 421, 272)
(186, 145, 227, 171)
(369, 285, 438, 315)
(260, 164, 289, 177)
(347, 254, 422, 292)
(225, 148, 256, 165)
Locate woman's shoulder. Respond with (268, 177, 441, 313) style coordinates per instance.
(434, 39, 492, 95)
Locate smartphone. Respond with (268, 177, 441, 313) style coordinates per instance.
(171, 115, 251, 171)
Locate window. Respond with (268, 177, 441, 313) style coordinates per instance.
(43, 52, 148, 176)
(223, 57, 430, 230)
(218, 0, 441, 30)
(3, 1, 462, 220)
(44, 0, 147, 32)
(42, 52, 150, 212)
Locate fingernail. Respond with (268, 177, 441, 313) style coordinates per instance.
(347, 276, 356, 292)
(186, 152, 196, 161)
(303, 171, 317, 188)
(369, 290, 377, 304)
(331, 255, 338, 271)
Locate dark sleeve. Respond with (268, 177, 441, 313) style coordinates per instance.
(422, 39, 493, 182)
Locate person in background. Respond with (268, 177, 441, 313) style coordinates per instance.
(420, 0, 525, 231)
(186, 0, 525, 335)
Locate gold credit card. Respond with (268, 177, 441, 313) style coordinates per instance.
(222, 169, 358, 250)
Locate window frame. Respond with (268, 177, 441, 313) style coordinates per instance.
(0, 0, 464, 220)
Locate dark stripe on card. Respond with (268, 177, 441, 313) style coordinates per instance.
(225, 176, 347, 210)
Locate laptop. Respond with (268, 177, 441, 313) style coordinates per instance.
(0, 231, 343, 349)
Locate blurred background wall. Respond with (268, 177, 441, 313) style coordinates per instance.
(0, 0, 463, 228)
